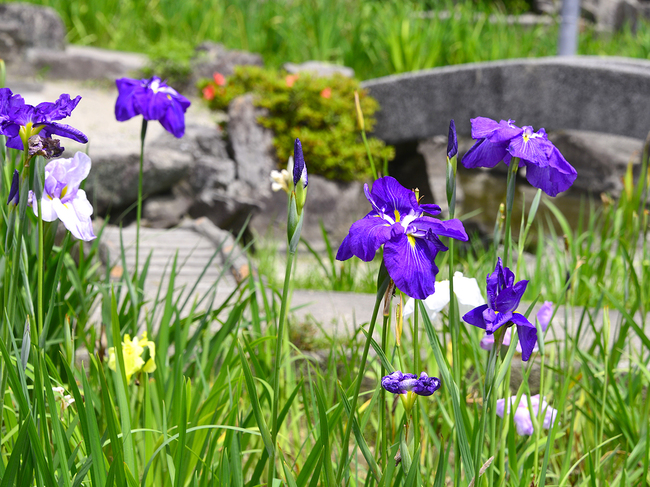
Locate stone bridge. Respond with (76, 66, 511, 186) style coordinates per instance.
(362, 56, 650, 143)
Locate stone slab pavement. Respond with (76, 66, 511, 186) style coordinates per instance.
(98, 223, 649, 360)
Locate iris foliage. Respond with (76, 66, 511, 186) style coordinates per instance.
(1, 69, 650, 487)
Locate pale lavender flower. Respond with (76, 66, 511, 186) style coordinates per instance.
(496, 394, 557, 436)
(29, 152, 96, 241)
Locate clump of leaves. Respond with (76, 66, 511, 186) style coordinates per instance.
(198, 66, 394, 181)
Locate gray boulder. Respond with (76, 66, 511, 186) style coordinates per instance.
(143, 193, 193, 229)
(228, 94, 277, 198)
(0, 3, 65, 63)
(548, 130, 644, 195)
(283, 61, 354, 78)
(250, 174, 369, 248)
(85, 144, 193, 215)
(614, 0, 650, 30)
(20, 46, 147, 81)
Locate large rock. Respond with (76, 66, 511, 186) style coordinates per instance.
(283, 61, 354, 78)
(227, 94, 276, 198)
(614, 0, 650, 30)
(0, 3, 65, 63)
(548, 130, 644, 195)
(19, 46, 147, 81)
(85, 144, 193, 215)
(190, 42, 263, 85)
(250, 174, 369, 248)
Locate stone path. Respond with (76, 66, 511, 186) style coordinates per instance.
(98, 221, 649, 361)
(99, 221, 379, 334)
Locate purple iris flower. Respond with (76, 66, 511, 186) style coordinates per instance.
(7, 170, 19, 206)
(462, 258, 538, 361)
(480, 301, 553, 354)
(0, 88, 87, 150)
(28, 152, 96, 241)
(336, 176, 468, 299)
(496, 394, 558, 436)
(115, 76, 191, 138)
(461, 117, 577, 197)
(293, 138, 308, 188)
(381, 371, 441, 396)
(447, 119, 458, 159)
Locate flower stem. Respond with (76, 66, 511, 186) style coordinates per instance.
(335, 270, 390, 485)
(380, 311, 390, 468)
(503, 159, 519, 267)
(269, 248, 295, 483)
(135, 119, 148, 280)
(36, 198, 44, 341)
(361, 129, 378, 180)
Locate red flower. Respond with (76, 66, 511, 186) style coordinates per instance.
(202, 85, 215, 101)
(320, 87, 332, 99)
(213, 72, 226, 86)
(285, 74, 299, 87)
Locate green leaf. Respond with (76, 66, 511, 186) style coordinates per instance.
(420, 301, 474, 477)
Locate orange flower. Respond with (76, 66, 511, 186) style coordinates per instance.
(202, 85, 215, 101)
(285, 74, 299, 87)
(213, 72, 226, 86)
(320, 87, 332, 99)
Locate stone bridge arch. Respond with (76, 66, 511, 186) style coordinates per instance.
(361, 56, 650, 143)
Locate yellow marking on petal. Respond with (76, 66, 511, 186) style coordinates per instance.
(60, 185, 68, 199)
(407, 235, 416, 248)
(394, 209, 401, 222)
(523, 133, 529, 143)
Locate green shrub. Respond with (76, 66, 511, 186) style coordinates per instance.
(198, 66, 394, 182)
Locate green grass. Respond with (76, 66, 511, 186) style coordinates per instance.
(11, 0, 650, 80)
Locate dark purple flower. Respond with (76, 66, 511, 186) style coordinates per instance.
(7, 170, 18, 206)
(447, 119, 458, 159)
(115, 76, 191, 138)
(293, 138, 308, 188)
(480, 301, 553, 354)
(462, 258, 538, 361)
(336, 176, 468, 299)
(461, 117, 577, 197)
(381, 371, 441, 397)
(0, 88, 87, 150)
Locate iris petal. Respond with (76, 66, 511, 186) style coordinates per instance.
(368, 176, 418, 216)
(494, 279, 528, 313)
(335, 214, 398, 262)
(462, 304, 489, 329)
(383, 233, 439, 300)
(470, 117, 522, 142)
(462, 138, 509, 169)
(510, 313, 537, 361)
(413, 216, 469, 242)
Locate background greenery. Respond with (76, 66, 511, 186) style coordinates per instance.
(10, 0, 650, 80)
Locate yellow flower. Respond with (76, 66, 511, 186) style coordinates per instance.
(108, 332, 156, 382)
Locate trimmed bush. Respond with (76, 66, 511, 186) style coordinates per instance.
(198, 66, 394, 182)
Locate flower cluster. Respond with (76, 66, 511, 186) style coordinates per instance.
(462, 258, 538, 361)
(336, 176, 468, 299)
(29, 152, 96, 241)
(497, 394, 558, 436)
(462, 117, 577, 196)
(381, 371, 441, 396)
(115, 76, 191, 138)
(108, 332, 157, 383)
(0, 88, 87, 150)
